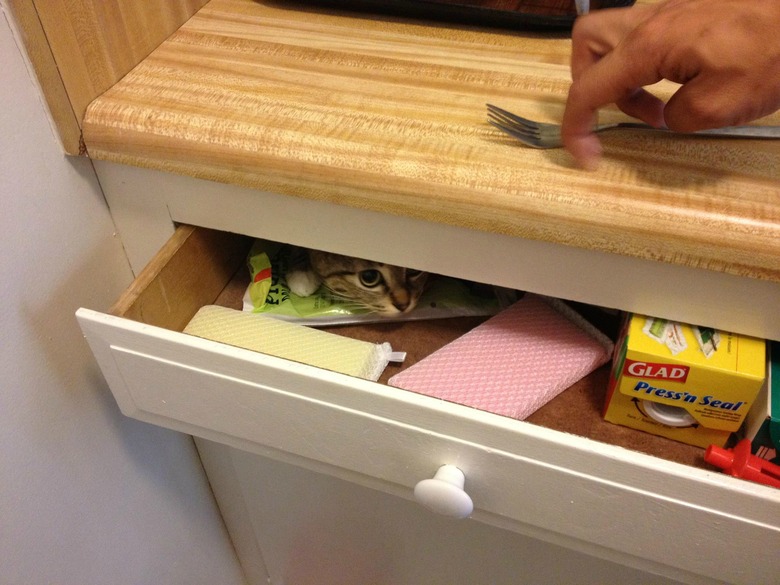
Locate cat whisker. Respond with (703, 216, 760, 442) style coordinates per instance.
(322, 287, 399, 314)
(318, 286, 374, 311)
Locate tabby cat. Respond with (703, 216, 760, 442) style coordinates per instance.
(284, 246, 429, 315)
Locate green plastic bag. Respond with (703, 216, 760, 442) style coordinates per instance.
(242, 240, 506, 326)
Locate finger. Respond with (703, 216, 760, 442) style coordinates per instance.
(616, 88, 667, 128)
(664, 75, 750, 132)
(570, 6, 655, 80)
(566, 4, 664, 132)
(562, 51, 663, 167)
(562, 123, 603, 171)
(560, 82, 604, 169)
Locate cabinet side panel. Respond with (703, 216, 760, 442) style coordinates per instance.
(110, 226, 252, 331)
(195, 439, 271, 585)
(23, 0, 208, 136)
(5, 0, 82, 154)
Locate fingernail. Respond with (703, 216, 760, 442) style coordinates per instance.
(577, 138, 602, 171)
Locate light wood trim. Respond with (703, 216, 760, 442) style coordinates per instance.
(6, 0, 82, 154)
(7, 0, 208, 153)
(111, 225, 252, 332)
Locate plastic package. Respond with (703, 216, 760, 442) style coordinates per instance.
(243, 240, 503, 326)
(184, 305, 404, 381)
(388, 294, 613, 419)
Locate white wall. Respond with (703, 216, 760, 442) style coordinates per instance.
(0, 6, 246, 584)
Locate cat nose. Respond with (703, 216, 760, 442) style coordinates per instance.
(392, 292, 411, 312)
(393, 300, 410, 312)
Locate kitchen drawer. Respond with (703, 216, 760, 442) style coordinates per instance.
(77, 224, 780, 584)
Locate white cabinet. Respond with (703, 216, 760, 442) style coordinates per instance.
(77, 161, 780, 585)
(197, 441, 688, 585)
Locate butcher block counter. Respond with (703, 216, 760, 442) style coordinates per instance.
(82, 0, 780, 286)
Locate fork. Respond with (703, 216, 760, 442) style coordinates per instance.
(574, 0, 590, 15)
(486, 103, 780, 149)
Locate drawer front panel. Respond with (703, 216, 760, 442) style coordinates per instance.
(78, 308, 780, 585)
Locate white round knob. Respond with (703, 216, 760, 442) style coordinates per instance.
(414, 465, 474, 519)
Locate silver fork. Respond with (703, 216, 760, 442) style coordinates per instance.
(486, 103, 780, 149)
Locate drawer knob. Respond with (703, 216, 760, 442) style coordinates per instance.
(414, 465, 473, 519)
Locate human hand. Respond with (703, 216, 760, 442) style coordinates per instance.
(561, 0, 780, 169)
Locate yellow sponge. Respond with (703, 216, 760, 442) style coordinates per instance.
(184, 305, 399, 381)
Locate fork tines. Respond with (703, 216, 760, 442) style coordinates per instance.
(487, 104, 538, 133)
(486, 103, 546, 147)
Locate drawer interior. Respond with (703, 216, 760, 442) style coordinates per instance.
(110, 224, 708, 469)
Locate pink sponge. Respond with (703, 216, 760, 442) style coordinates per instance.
(388, 294, 613, 419)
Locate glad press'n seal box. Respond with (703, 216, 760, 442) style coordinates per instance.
(604, 314, 765, 448)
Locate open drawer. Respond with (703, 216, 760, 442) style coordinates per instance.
(77, 224, 780, 584)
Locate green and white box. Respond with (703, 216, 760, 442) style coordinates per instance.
(744, 341, 779, 464)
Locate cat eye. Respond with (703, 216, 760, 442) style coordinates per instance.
(358, 269, 384, 288)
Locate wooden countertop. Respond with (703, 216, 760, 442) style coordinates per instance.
(83, 0, 780, 282)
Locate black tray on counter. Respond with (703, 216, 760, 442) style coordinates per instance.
(296, 0, 636, 30)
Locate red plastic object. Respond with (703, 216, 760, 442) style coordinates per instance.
(705, 439, 780, 488)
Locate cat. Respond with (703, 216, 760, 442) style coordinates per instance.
(284, 246, 429, 315)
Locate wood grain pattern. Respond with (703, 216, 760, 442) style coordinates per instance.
(111, 225, 251, 331)
(22, 0, 208, 137)
(6, 0, 82, 154)
(83, 0, 780, 283)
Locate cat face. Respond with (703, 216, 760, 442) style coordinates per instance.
(309, 250, 429, 315)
